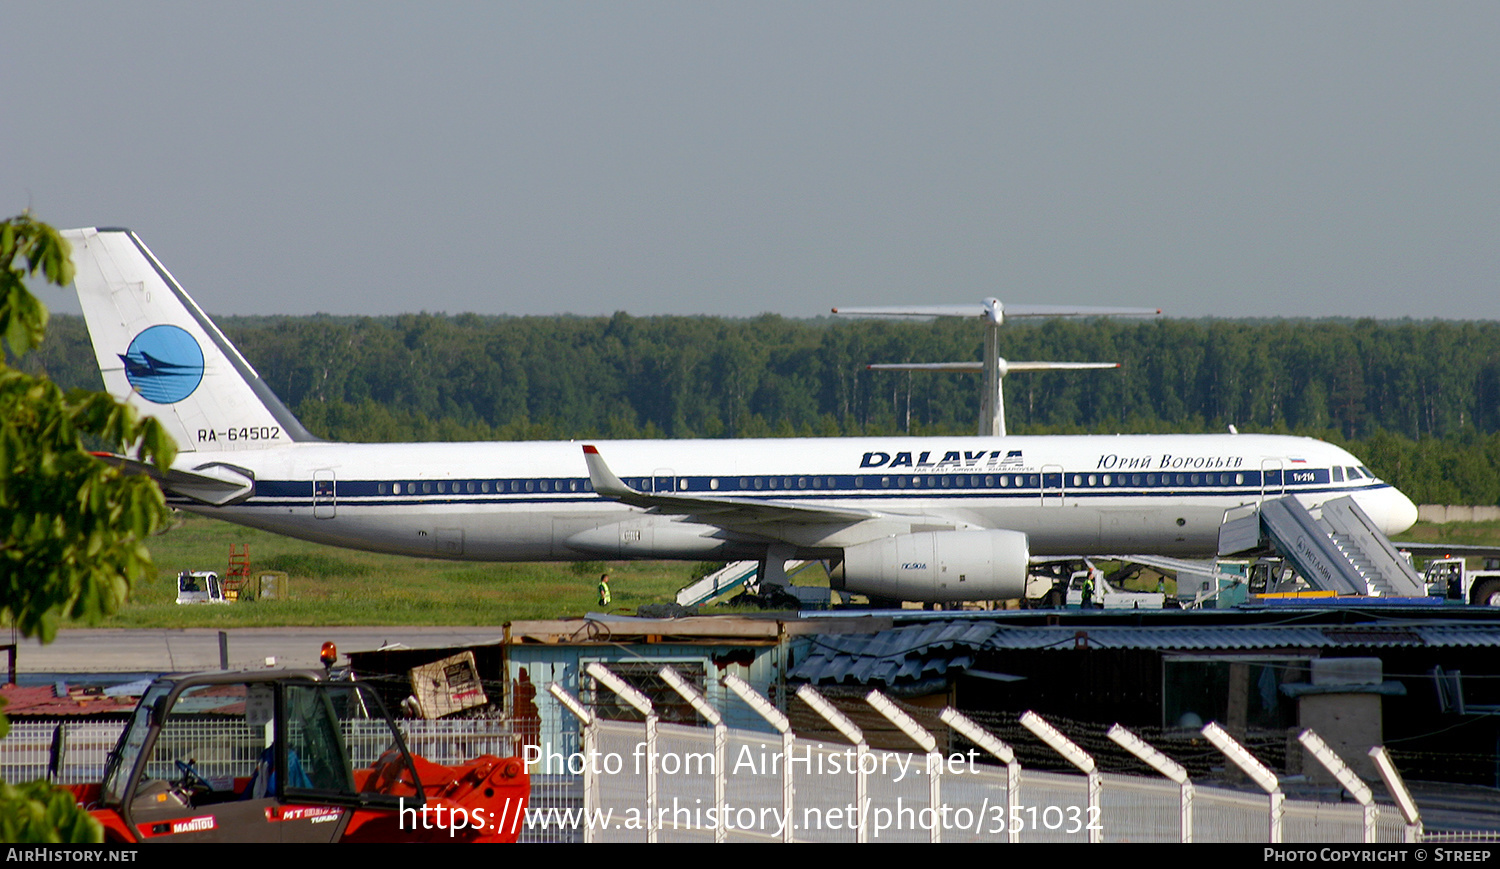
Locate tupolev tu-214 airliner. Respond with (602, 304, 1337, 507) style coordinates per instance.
(64, 227, 1418, 603)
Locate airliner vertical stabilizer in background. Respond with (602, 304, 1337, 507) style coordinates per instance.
(833, 298, 1160, 436)
(63, 228, 1419, 603)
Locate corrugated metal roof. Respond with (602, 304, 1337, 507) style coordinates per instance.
(791, 619, 1500, 685)
(791, 621, 997, 685)
(1396, 624, 1500, 648)
(0, 683, 140, 718)
(983, 623, 1500, 651)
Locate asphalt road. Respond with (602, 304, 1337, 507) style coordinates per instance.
(6, 626, 507, 677)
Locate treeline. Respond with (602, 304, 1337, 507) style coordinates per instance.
(24, 314, 1500, 505)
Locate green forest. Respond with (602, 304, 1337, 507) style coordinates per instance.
(22, 313, 1500, 506)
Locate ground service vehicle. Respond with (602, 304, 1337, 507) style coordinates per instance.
(1024, 558, 1169, 609)
(175, 570, 227, 605)
(1424, 556, 1500, 606)
(67, 669, 529, 843)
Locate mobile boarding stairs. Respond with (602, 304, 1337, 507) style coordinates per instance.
(1219, 495, 1426, 598)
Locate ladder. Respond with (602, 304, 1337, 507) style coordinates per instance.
(226, 544, 251, 601)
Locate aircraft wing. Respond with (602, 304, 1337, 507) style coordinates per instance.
(582, 445, 887, 526)
(1392, 542, 1500, 560)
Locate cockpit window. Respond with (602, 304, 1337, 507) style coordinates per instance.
(1332, 467, 1344, 482)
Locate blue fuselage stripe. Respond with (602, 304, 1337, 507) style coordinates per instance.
(200, 469, 1389, 509)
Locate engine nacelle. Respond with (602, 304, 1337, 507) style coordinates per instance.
(830, 530, 1030, 603)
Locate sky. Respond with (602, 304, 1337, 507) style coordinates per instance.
(5, 2, 1497, 320)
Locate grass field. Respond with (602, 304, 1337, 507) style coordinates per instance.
(42, 513, 1500, 630)
(1395, 517, 1500, 548)
(92, 512, 704, 628)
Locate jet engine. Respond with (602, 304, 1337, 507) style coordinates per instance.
(830, 530, 1030, 603)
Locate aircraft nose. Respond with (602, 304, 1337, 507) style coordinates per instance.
(1377, 486, 1419, 536)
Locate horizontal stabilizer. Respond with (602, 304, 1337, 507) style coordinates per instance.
(867, 361, 986, 372)
(1001, 304, 1161, 318)
(835, 304, 1160, 319)
(999, 361, 1119, 372)
(92, 453, 255, 506)
(834, 298, 1160, 325)
(868, 361, 1119, 373)
(833, 304, 997, 319)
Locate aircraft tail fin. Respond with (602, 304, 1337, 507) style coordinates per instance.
(63, 227, 318, 452)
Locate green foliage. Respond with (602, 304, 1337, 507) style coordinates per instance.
(1, 216, 177, 642)
(0, 779, 103, 843)
(0, 214, 67, 357)
(173, 313, 1496, 445)
(2, 214, 179, 842)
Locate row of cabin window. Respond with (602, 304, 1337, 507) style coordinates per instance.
(368, 468, 1361, 497)
(376, 480, 595, 495)
(1073, 472, 1246, 487)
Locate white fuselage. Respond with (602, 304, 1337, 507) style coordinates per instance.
(61, 227, 1420, 580)
(171, 432, 1418, 562)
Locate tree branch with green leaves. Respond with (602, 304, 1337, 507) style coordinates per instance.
(1, 213, 179, 842)
(2, 214, 177, 643)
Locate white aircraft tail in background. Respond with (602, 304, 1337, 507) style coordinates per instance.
(833, 298, 1160, 436)
(64, 227, 316, 453)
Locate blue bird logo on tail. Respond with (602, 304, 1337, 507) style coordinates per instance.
(120, 324, 204, 403)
